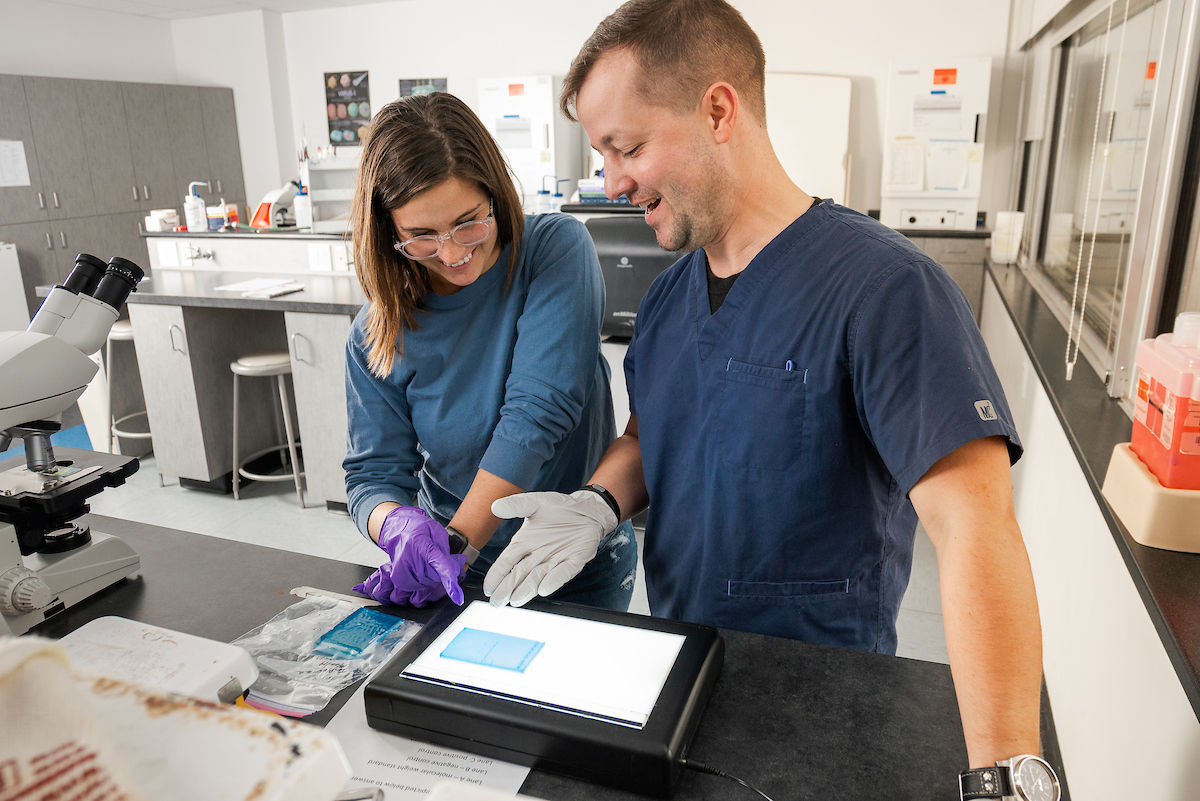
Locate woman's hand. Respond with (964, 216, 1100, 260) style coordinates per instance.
(355, 506, 466, 607)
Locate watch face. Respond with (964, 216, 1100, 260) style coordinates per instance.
(1013, 756, 1059, 801)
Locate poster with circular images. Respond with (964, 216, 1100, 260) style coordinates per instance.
(399, 78, 447, 97)
(325, 70, 370, 146)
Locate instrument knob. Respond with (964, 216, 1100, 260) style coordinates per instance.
(0, 567, 54, 614)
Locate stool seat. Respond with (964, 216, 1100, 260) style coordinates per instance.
(108, 319, 134, 342)
(231, 351, 292, 377)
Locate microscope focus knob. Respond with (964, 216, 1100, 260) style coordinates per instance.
(0, 567, 54, 614)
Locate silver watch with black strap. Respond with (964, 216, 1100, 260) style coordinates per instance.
(959, 754, 1060, 801)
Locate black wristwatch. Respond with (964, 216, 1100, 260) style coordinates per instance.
(579, 483, 621, 522)
(959, 755, 1060, 801)
(445, 526, 479, 566)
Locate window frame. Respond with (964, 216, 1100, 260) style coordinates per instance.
(1014, 0, 1200, 400)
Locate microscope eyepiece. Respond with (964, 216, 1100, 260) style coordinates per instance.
(61, 253, 107, 297)
(91, 257, 145, 312)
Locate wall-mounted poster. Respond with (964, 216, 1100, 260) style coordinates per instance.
(399, 78, 448, 97)
(326, 70, 370, 145)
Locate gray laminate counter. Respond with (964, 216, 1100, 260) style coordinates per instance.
(125, 268, 365, 314)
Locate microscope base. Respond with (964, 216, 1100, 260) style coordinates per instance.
(1, 528, 140, 636)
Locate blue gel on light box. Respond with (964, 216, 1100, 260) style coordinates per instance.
(440, 628, 544, 673)
(313, 607, 406, 659)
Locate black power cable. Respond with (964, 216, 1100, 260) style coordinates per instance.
(681, 758, 776, 801)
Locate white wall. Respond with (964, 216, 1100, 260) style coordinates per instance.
(0, 0, 177, 82)
(980, 281, 1200, 800)
(272, 0, 1012, 214)
(2, 0, 1014, 216)
(170, 10, 293, 211)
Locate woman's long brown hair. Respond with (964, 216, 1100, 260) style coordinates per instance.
(350, 93, 525, 377)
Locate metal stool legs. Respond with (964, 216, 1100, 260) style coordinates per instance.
(231, 370, 305, 508)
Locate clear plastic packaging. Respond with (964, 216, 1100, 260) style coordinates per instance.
(230, 596, 421, 717)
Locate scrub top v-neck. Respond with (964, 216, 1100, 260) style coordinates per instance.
(625, 200, 1019, 652)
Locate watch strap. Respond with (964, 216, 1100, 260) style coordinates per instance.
(445, 526, 479, 566)
(579, 483, 621, 523)
(959, 766, 1012, 800)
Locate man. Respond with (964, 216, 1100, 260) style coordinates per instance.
(484, 0, 1049, 790)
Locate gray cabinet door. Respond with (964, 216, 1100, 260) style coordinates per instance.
(128, 303, 207, 479)
(165, 85, 211, 205)
(199, 87, 246, 209)
(0, 220, 55, 318)
(122, 82, 178, 211)
(76, 80, 139, 216)
(108, 211, 151, 272)
(285, 312, 352, 506)
(0, 75, 48, 225)
(50, 216, 115, 281)
(23, 76, 95, 220)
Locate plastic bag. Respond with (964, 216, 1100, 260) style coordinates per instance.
(231, 596, 420, 716)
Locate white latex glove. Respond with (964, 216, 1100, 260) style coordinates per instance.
(485, 490, 618, 607)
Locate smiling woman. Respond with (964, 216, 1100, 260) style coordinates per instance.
(343, 93, 638, 613)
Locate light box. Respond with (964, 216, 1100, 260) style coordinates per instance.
(364, 600, 723, 797)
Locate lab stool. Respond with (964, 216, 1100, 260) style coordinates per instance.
(230, 352, 305, 507)
(106, 320, 153, 455)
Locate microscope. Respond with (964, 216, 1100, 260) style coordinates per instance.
(0, 253, 145, 635)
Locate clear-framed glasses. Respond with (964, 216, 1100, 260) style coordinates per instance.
(393, 199, 494, 260)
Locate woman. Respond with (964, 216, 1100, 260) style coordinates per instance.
(344, 93, 636, 611)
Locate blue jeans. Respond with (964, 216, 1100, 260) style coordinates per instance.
(463, 520, 637, 612)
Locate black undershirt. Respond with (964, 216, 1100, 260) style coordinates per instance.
(706, 196, 821, 314)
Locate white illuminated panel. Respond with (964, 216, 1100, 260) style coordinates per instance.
(402, 602, 685, 728)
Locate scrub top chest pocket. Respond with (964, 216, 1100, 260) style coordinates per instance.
(717, 357, 806, 474)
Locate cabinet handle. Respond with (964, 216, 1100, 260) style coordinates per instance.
(142, 185, 150, 200)
(45, 233, 53, 250)
(168, 324, 187, 354)
(215, 179, 223, 194)
(52, 191, 60, 208)
(133, 185, 139, 202)
(37, 192, 45, 210)
(59, 231, 67, 248)
(290, 333, 312, 364)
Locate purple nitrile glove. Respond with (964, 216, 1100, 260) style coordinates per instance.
(354, 506, 466, 608)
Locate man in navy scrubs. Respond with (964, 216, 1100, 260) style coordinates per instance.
(485, 0, 1047, 780)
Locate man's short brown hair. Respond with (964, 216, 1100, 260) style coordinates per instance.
(560, 0, 766, 124)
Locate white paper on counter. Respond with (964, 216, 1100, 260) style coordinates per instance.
(325, 675, 529, 799)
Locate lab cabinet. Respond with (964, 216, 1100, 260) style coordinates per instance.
(905, 235, 988, 323)
(1, 72, 246, 315)
(0, 222, 56, 317)
(0, 217, 123, 317)
(23, 76, 97, 221)
(121, 83, 177, 210)
(0, 75, 48, 226)
(285, 312, 353, 507)
(164, 86, 214, 207)
(128, 304, 291, 484)
(76, 80, 140, 216)
(199, 87, 246, 211)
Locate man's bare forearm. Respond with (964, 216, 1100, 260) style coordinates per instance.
(589, 416, 649, 523)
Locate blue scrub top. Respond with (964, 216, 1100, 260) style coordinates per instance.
(627, 201, 1020, 653)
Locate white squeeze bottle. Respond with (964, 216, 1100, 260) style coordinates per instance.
(184, 180, 210, 232)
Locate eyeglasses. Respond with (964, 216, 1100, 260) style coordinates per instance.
(393, 200, 494, 260)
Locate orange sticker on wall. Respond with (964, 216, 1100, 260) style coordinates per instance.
(1146, 61, 1157, 79)
(933, 68, 958, 85)
(508, 83, 525, 96)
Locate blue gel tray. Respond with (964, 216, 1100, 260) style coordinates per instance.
(440, 628, 544, 673)
(313, 607, 405, 659)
